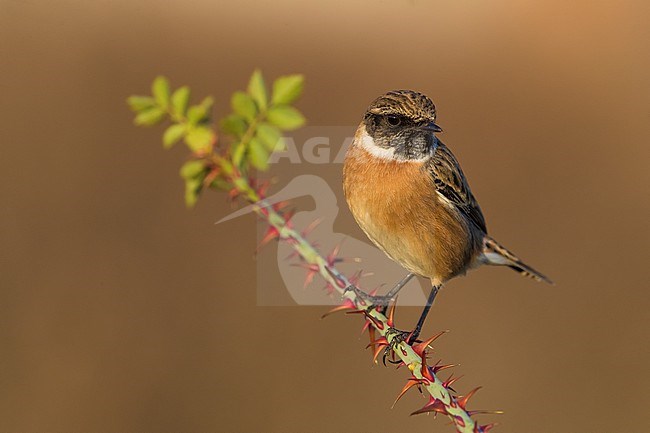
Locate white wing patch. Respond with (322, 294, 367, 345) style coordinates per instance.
(481, 252, 510, 265)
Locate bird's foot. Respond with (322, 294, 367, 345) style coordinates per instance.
(386, 326, 421, 346)
(381, 327, 421, 365)
(343, 285, 394, 310)
(343, 273, 415, 311)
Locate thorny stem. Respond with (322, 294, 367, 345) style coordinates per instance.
(227, 177, 493, 433)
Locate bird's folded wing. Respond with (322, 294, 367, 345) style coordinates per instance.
(426, 141, 488, 233)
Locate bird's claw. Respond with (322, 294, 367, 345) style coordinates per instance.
(343, 284, 394, 309)
(386, 327, 418, 345)
(381, 327, 420, 366)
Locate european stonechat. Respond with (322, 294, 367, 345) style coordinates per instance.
(343, 90, 552, 341)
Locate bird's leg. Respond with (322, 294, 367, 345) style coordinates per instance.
(410, 283, 440, 342)
(346, 273, 415, 308)
(383, 284, 441, 363)
(384, 272, 416, 300)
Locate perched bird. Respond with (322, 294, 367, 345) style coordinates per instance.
(343, 90, 552, 342)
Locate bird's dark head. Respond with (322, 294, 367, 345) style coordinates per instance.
(360, 90, 441, 161)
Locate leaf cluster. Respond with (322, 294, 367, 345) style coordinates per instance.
(127, 70, 305, 206)
(221, 70, 305, 171)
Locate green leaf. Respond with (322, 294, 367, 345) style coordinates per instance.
(248, 69, 267, 111)
(210, 178, 231, 190)
(231, 91, 257, 122)
(186, 97, 213, 125)
(127, 95, 156, 112)
(271, 74, 304, 105)
(163, 124, 186, 149)
(134, 106, 166, 126)
(171, 86, 190, 117)
(185, 126, 215, 152)
(180, 157, 209, 207)
(248, 137, 269, 170)
(179, 160, 206, 179)
(220, 114, 247, 137)
(256, 123, 284, 151)
(199, 96, 214, 111)
(187, 105, 205, 125)
(231, 141, 246, 168)
(184, 177, 202, 207)
(152, 76, 171, 108)
(267, 106, 305, 130)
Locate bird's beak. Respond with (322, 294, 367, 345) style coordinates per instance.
(422, 122, 443, 133)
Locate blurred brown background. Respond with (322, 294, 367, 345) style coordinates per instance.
(1, 1, 649, 432)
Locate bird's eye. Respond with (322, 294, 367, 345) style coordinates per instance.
(386, 115, 401, 127)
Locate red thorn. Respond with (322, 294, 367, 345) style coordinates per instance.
(320, 299, 356, 319)
(367, 327, 376, 357)
(362, 310, 384, 330)
(345, 310, 366, 316)
(292, 263, 320, 288)
(420, 351, 435, 382)
(326, 241, 344, 267)
(365, 336, 388, 349)
(392, 377, 428, 408)
(301, 217, 323, 237)
(348, 269, 372, 286)
(325, 242, 361, 266)
(271, 200, 290, 212)
(372, 340, 389, 363)
(324, 267, 347, 289)
(457, 386, 482, 410)
(421, 365, 435, 382)
(305, 265, 321, 287)
(322, 282, 336, 296)
(360, 318, 372, 335)
(227, 186, 241, 202)
(256, 226, 280, 251)
(410, 396, 448, 416)
(303, 270, 317, 287)
(252, 179, 271, 198)
(442, 374, 464, 389)
(432, 361, 457, 374)
(469, 409, 504, 416)
(453, 415, 466, 428)
(325, 241, 359, 266)
(284, 249, 302, 261)
(477, 423, 499, 433)
(348, 270, 362, 286)
(411, 330, 447, 357)
(386, 300, 397, 327)
(281, 208, 296, 226)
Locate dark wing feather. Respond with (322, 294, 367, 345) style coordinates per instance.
(426, 140, 488, 233)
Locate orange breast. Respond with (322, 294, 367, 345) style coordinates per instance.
(343, 142, 475, 283)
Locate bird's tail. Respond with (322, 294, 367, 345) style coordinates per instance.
(482, 236, 554, 285)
